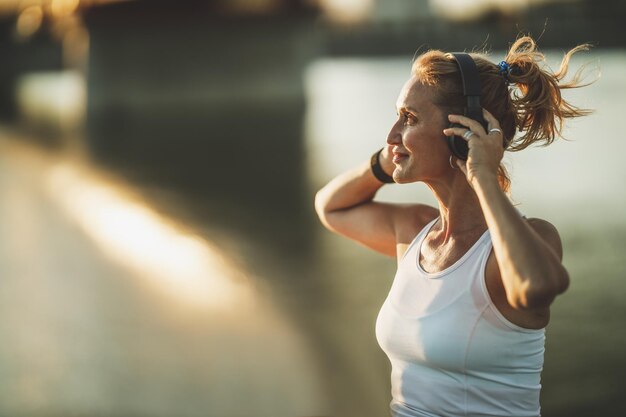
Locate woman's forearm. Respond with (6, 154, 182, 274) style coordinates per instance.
(315, 148, 394, 214)
(472, 173, 569, 309)
(314, 148, 402, 256)
(314, 160, 383, 214)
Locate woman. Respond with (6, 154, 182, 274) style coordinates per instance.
(314, 36, 593, 417)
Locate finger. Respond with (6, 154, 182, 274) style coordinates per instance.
(448, 114, 487, 136)
(487, 127, 503, 138)
(442, 127, 479, 140)
(482, 108, 501, 130)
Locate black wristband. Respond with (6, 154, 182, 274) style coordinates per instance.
(370, 148, 395, 184)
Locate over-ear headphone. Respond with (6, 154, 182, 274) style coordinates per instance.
(445, 53, 489, 161)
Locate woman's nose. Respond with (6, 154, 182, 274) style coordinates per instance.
(387, 122, 401, 145)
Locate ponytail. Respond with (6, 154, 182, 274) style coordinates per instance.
(503, 36, 596, 151)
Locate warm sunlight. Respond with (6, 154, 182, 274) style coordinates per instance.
(46, 163, 255, 311)
(430, 0, 547, 21)
(317, 0, 375, 23)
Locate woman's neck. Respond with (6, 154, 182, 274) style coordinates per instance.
(425, 175, 488, 244)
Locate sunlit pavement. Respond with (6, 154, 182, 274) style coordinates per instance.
(0, 131, 331, 417)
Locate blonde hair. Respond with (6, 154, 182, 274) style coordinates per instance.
(411, 35, 595, 194)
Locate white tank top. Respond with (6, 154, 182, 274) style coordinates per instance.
(375, 214, 546, 417)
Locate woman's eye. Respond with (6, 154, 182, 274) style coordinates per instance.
(395, 110, 416, 125)
(402, 113, 416, 125)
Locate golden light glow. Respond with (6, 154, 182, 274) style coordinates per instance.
(16, 5, 43, 38)
(317, 0, 375, 23)
(430, 0, 540, 21)
(46, 163, 255, 311)
(50, 0, 79, 18)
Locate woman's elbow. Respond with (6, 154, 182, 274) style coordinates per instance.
(314, 189, 328, 218)
(314, 189, 336, 230)
(510, 269, 570, 310)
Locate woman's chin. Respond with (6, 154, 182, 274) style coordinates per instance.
(392, 173, 410, 184)
(392, 168, 420, 184)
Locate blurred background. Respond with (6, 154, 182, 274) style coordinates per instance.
(0, 0, 624, 416)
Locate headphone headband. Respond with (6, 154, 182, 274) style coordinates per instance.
(450, 53, 482, 97)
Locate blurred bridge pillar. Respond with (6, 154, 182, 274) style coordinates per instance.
(83, 1, 320, 243)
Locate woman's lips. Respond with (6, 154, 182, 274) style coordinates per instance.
(392, 153, 408, 164)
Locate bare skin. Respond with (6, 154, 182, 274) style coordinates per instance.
(315, 77, 569, 330)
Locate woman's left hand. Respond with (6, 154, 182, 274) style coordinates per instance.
(443, 108, 505, 187)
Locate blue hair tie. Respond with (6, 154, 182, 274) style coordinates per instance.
(497, 60, 512, 85)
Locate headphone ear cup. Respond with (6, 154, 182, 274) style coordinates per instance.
(445, 122, 469, 161)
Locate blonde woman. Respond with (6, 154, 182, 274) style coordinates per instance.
(315, 36, 593, 417)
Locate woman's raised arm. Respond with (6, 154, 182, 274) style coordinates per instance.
(314, 147, 433, 258)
